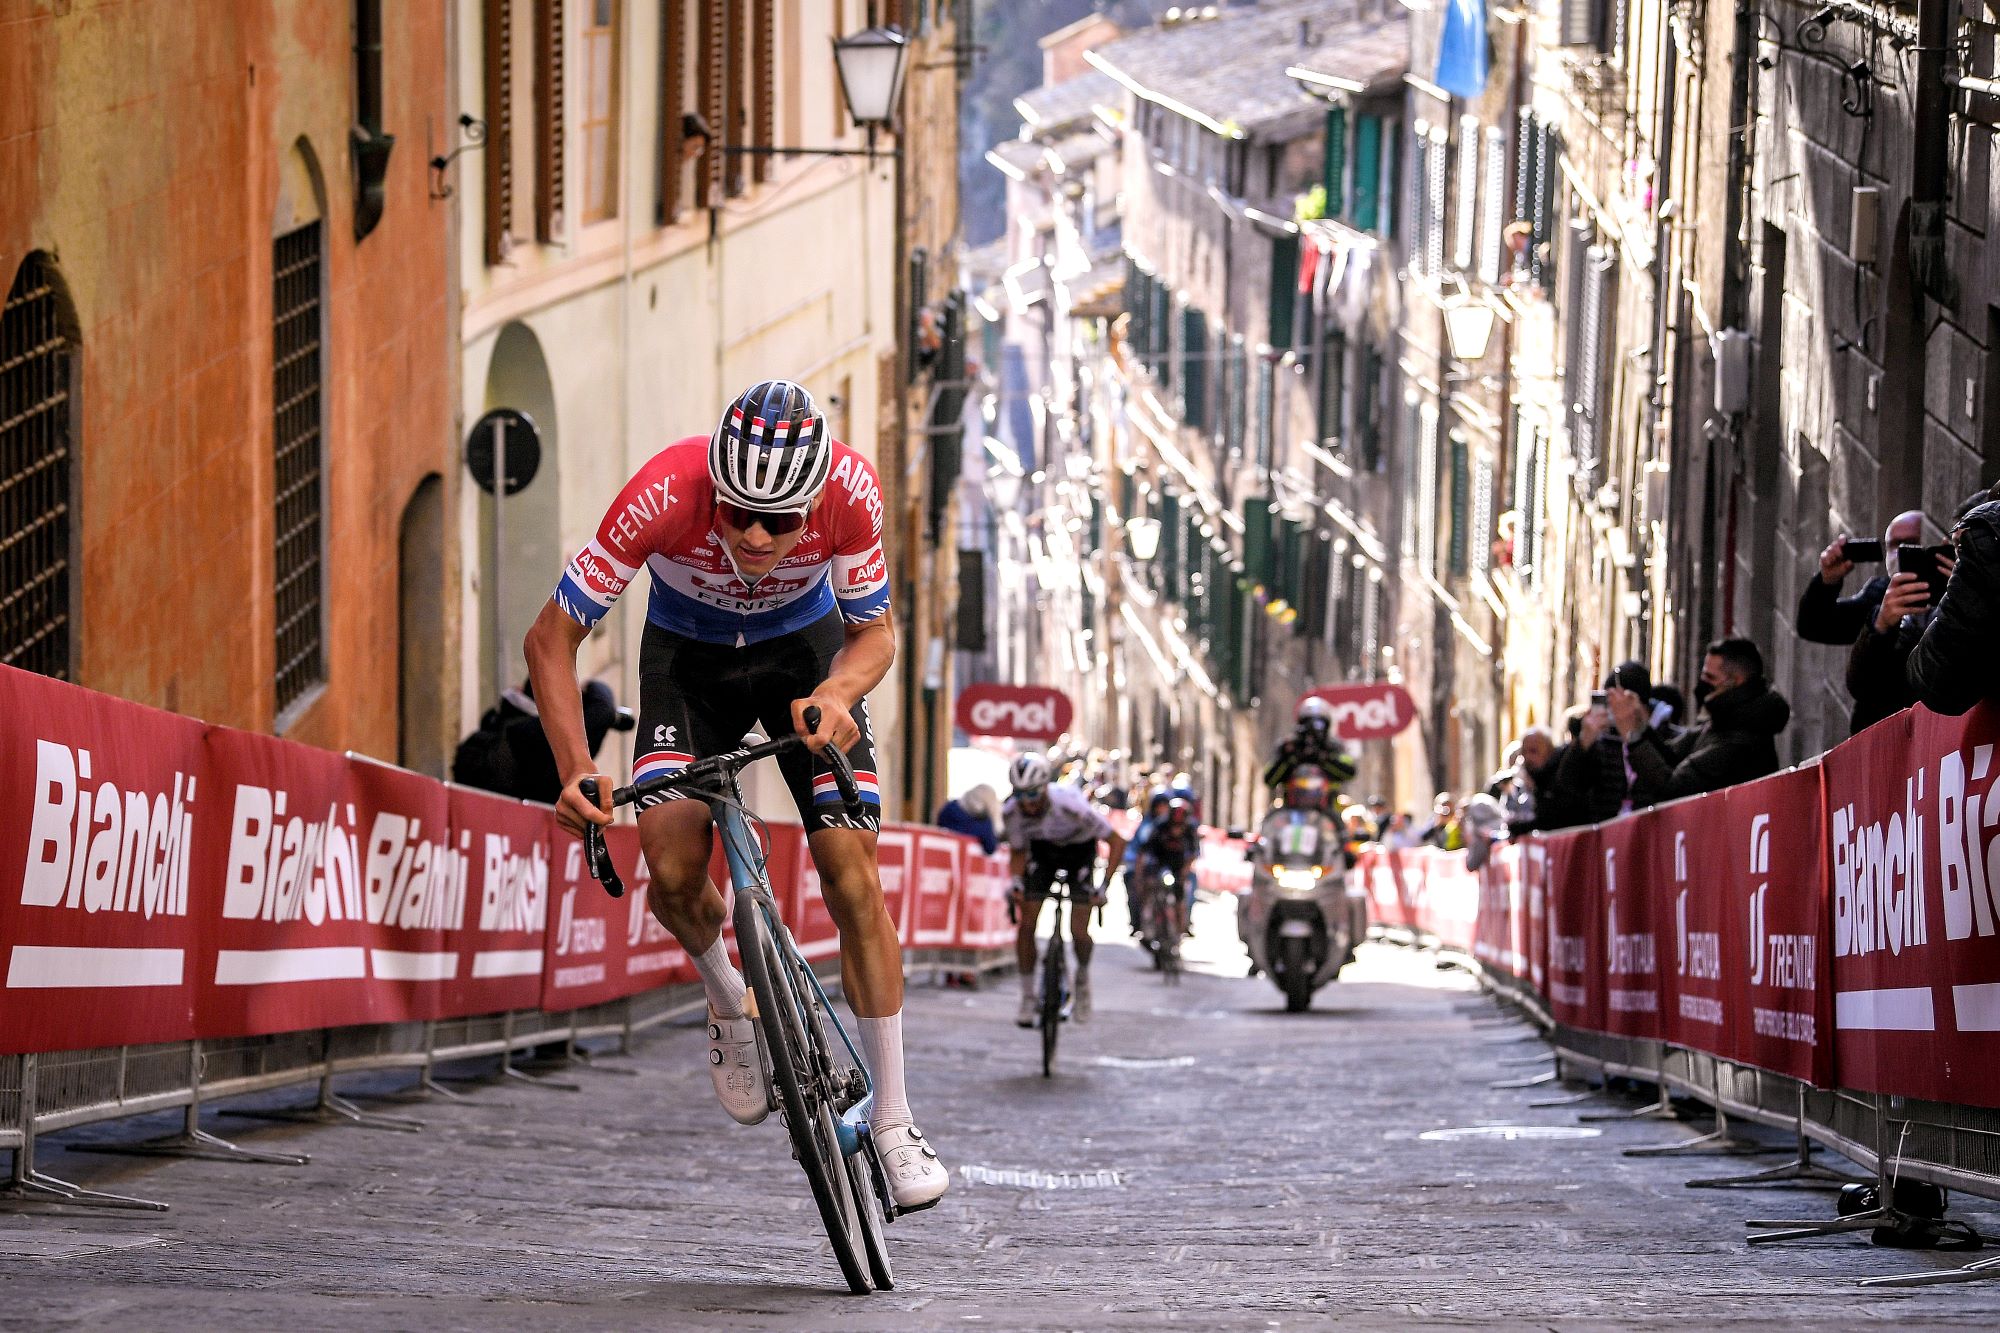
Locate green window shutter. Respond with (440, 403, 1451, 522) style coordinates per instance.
(1352, 114, 1381, 231)
(1118, 468, 1136, 519)
(1268, 232, 1298, 352)
(1225, 342, 1247, 456)
(1316, 326, 1345, 444)
(1182, 306, 1208, 428)
(1358, 342, 1382, 471)
(1381, 114, 1398, 239)
(1154, 285, 1173, 385)
(1448, 433, 1470, 577)
(1322, 107, 1347, 219)
(1254, 354, 1275, 469)
(1232, 574, 1255, 700)
(1160, 490, 1182, 593)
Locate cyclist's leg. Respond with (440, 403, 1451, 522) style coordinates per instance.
(633, 624, 756, 1013)
(1016, 850, 1058, 983)
(805, 826, 900, 1016)
(1068, 848, 1100, 972)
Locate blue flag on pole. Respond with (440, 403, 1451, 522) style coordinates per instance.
(1436, 0, 1490, 100)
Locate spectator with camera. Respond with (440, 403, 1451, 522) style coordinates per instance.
(1552, 662, 1679, 824)
(1799, 512, 1924, 646)
(1907, 480, 2000, 715)
(1621, 639, 1790, 802)
(1844, 492, 1984, 732)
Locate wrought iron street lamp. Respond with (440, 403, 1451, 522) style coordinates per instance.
(723, 26, 910, 162)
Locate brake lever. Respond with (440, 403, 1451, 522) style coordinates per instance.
(802, 704, 865, 816)
(578, 779, 625, 898)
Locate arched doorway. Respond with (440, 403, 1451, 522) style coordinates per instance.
(479, 320, 562, 703)
(399, 474, 447, 776)
(0, 251, 82, 681)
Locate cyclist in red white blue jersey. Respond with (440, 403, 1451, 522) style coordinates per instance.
(525, 379, 947, 1211)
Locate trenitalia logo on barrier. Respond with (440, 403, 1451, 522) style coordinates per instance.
(0, 665, 1018, 1057)
(1359, 701, 2000, 1107)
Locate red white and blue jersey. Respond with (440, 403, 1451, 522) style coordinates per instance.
(553, 437, 891, 645)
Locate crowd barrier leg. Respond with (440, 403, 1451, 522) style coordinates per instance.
(69, 1042, 309, 1168)
(0, 1055, 169, 1212)
(1744, 1094, 1977, 1249)
(221, 1041, 424, 1133)
(496, 1013, 581, 1092)
(1686, 1084, 1863, 1190)
(1627, 1060, 1784, 1160)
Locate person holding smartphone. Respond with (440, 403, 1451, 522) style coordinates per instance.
(1844, 496, 1985, 732)
(1908, 481, 2000, 715)
(1798, 511, 1924, 647)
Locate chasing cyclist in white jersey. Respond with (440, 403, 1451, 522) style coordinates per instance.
(1001, 753, 1127, 1027)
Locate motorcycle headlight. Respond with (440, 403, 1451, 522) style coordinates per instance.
(1272, 867, 1320, 893)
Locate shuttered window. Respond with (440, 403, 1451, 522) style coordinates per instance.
(1322, 107, 1346, 219)
(272, 223, 326, 719)
(1453, 115, 1479, 272)
(581, 0, 620, 223)
(1560, 0, 1602, 48)
(1254, 353, 1276, 469)
(1352, 114, 1381, 232)
(1416, 401, 1439, 575)
(1479, 124, 1507, 284)
(1515, 113, 1558, 292)
(1357, 341, 1382, 471)
(1426, 124, 1448, 278)
(724, 0, 748, 196)
(1226, 338, 1248, 456)
(1567, 233, 1612, 475)
(535, 0, 566, 240)
(0, 253, 77, 681)
(1470, 450, 1495, 577)
(1447, 433, 1469, 577)
(482, 0, 515, 263)
(658, 0, 687, 223)
(1268, 232, 1298, 352)
(1152, 282, 1172, 384)
(1181, 306, 1208, 432)
(752, 0, 775, 183)
(696, 0, 724, 207)
(1316, 325, 1345, 445)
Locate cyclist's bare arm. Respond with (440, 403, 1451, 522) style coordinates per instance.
(1104, 831, 1129, 871)
(523, 599, 611, 836)
(792, 617, 895, 755)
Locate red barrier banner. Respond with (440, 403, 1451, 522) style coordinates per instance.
(543, 835, 633, 1011)
(444, 785, 554, 1017)
(1413, 847, 1478, 949)
(1653, 796, 1736, 1053)
(1826, 705, 2000, 1105)
(1544, 829, 1602, 1030)
(2, 671, 208, 1052)
(876, 827, 915, 940)
(785, 826, 839, 962)
(1195, 829, 1253, 898)
(1472, 851, 1519, 977)
(955, 848, 1013, 951)
(1376, 849, 1421, 929)
(908, 833, 961, 947)
(1598, 813, 1664, 1039)
(1719, 767, 1833, 1084)
(1520, 837, 1548, 995)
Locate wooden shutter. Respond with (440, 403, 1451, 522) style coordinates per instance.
(1471, 452, 1495, 577)
(725, 0, 748, 196)
(658, 0, 685, 223)
(696, 0, 724, 207)
(1447, 433, 1469, 577)
(1453, 115, 1479, 272)
(1417, 401, 1439, 575)
(1424, 124, 1448, 278)
(1560, 0, 1602, 48)
(1351, 114, 1380, 232)
(752, 0, 775, 183)
(482, 0, 514, 263)
(1267, 232, 1298, 352)
(1182, 306, 1208, 430)
(534, 0, 565, 240)
(1478, 124, 1507, 283)
(1322, 107, 1346, 219)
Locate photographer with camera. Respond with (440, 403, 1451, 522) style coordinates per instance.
(1907, 481, 2000, 716)
(1800, 512, 1923, 647)
(1844, 495, 1985, 732)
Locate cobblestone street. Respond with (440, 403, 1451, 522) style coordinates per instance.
(6, 900, 2000, 1331)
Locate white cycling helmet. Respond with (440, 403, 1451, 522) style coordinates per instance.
(1009, 753, 1053, 793)
(1297, 696, 1336, 727)
(709, 379, 832, 514)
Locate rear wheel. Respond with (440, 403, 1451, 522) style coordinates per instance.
(1278, 935, 1315, 1013)
(851, 1139, 895, 1290)
(735, 892, 870, 1294)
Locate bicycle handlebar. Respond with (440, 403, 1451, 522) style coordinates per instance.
(578, 706, 865, 899)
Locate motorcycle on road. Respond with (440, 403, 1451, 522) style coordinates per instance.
(1239, 810, 1367, 1011)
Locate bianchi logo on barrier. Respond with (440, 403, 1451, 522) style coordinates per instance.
(1830, 776, 1931, 961)
(223, 784, 469, 930)
(19, 740, 195, 920)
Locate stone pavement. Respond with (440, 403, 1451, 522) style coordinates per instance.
(6, 894, 2000, 1331)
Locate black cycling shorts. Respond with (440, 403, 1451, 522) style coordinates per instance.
(632, 612, 881, 835)
(1024, 840, 1099, 900)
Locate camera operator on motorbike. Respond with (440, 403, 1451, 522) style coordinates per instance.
(1002, 753, 1128, 1027)
(1239, 766, 1362, 997)
(1264, 697, 1360, 792)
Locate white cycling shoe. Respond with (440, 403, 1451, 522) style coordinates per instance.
(706, 1008, 770, 1125)
(873, 1122, 949, 1212)
(1016, 991, 1039, 1027)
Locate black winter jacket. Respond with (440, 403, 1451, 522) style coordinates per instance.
(1797, 571, 1889, 646)
(1846, 614, 1926, 734)
(1908, 501, 2000, 716)
(1627, 679, 1791, 803)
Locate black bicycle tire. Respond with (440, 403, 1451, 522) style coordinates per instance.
(1039, 925, 1064, 1078)
(734, 892, 871, 1294)
(848, 1128, 895, 1289)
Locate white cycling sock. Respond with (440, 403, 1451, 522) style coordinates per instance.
(858, 1012, 912, 1129)
(1020, 969, 1037, 999)
(693, 936, 747, 1019)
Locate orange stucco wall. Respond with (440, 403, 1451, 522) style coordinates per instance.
(0, 1, 456, 758)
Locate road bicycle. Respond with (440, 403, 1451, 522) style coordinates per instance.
(1017, 873, 1090, 1078)
(579, 710, 899, 1295)
(1133, 864, 1184, 984)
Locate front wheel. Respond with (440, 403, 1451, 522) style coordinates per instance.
(1278, 935, 1315, 1013)
(734, 892, 871, 1294)
(1039, 940, 1066, 1078)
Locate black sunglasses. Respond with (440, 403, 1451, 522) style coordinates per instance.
(717, 502, 808, 536)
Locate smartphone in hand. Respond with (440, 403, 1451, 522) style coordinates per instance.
(1895, 543, 1950, 606)
(1841, 537, 1884, 563)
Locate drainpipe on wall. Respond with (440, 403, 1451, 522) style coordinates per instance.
(1909, 0, 1952, 301)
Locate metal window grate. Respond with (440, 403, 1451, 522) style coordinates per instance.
(0, 253, 76, 681)
(272, 222, 325, 717)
